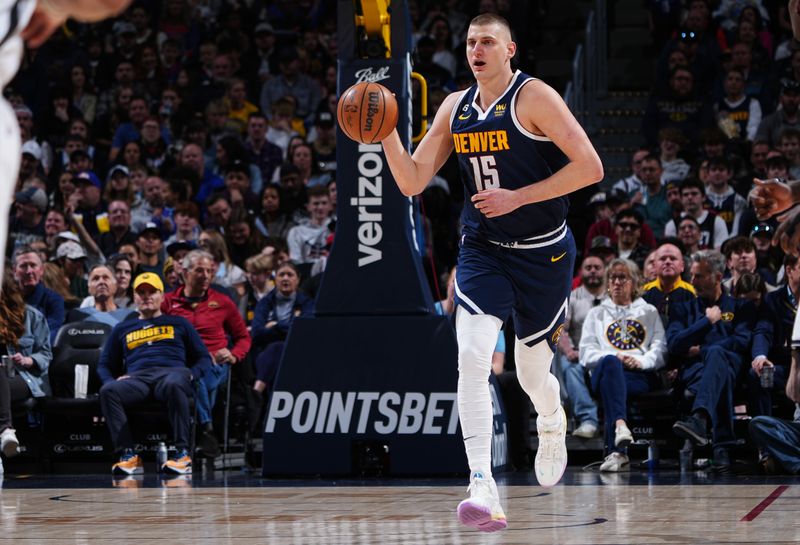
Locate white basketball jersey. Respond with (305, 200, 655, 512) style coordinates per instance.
(0, 0, 36, 88)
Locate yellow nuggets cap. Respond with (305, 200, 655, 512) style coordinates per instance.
(133, 272, 164, 292)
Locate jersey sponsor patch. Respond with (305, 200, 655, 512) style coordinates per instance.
(605, 319, 646, 350)
(126, 325, 176, 350)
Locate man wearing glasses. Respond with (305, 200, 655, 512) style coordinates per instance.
(614, 209, 651, 271)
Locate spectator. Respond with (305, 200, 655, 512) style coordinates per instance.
(69, 265, 137, 327)
(180, 143, 224, 205)
(642, 242, 697, 325)
(54, 241, 89, 300)
(586, 191, 657, 255)
(664, 178, 729, 249)
(259, 47, 321, 127)
(239, 253, 275, 325)
(748, 340, 800, 474)
(13, 246, 64, 344)
(131, 176, 170, 235)
(109, 95, 170, 163)
(642, 66, 714, 147)
(162, 250, 251, 459)
(716, 67, 762, 142)
(198, 229, 247, 299)
(285, 141, 330, 188)
(612, 148, 649, 200)
(704, 157, 747, 235)
(245, 112, 283, 186)
(669, 250, 756, 466)
(287, 185, 332, 278)
(255, 182, 296, 242)
(748, 254, 799, 421)
(165, 201, 201, 247)
(0, 271, 52, 467)
(580, 259, 666, 472)
(614, 209, 651, 271)
(221, 160, 259, 212)
(749, 223, 782, 281)
(755, 78, 800, 146)
(677, 216, 703, 256)
(43, 209, 68, 252)
(643, 249, 659, 283)
(103, 165, 137, 207)
(250, 262, 313, 391)
(265, 97, 301, 156)
(98, 272, 212, 476)
(722, 236, 776, 294)
(70, 171, 109, 241)
(107, 253, 135, 309)
(135, 222, 166, 280)
(554, 255, 604, 439)
(224, 78, 258, 135)
(226, 206, 266, 268)
(658, 127, 691, 185)
(636, 154, 672, 239)
(9, 187, 47, 252)
(99, 200, 137, 258)
(205, 194, 233, 233)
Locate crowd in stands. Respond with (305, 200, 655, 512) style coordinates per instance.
(2, 0, 800, 476)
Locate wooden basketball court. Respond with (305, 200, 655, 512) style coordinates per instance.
(1, 469, 798, 544)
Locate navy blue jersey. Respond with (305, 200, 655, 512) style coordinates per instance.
(450, 70, 570, 243)
(97, 314, 213, 384)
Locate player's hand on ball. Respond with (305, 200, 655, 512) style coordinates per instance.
(750, 178, 794, 220)
(471, 188, 523, 218)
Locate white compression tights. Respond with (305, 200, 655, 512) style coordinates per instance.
(455, 307, 502, 476)
(515, 338, 561, 419)
(455, 307, 562, 476)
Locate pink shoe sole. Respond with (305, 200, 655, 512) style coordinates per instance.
(457, 500, 508, 532)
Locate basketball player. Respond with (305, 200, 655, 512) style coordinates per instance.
(381, 14, 602, 532)
(0, 0, 131, 285)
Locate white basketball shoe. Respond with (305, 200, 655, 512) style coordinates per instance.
(456, 472, 508, 532)
(535, 406, 568, 487)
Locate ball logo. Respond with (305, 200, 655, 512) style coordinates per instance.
(605, 319, 646, 350)
(364, 90, 381, 132)
(355, 67, 390, 84)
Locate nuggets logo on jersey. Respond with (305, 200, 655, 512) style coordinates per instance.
(605, 319, 646, 351)
(126, 325, 176, 350)
(551, 323, 565, 345)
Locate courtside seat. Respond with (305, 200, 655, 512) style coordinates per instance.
(39, 322, 114, 467)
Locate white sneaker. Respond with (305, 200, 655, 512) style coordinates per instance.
(0, 428, 18, 458)
(535, 406, 568, 487)
(572, 421, 598, 439)
(599, 452, 629, 472)
(614, 423, 633, 448)
(456, 472, 508, 532)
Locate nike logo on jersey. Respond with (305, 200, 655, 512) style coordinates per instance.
(452, 130, 510, 153)
(551, 252, 567, 263)
(458, 112, 471, 120)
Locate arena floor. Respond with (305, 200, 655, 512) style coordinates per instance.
(1, 468, 799, 544)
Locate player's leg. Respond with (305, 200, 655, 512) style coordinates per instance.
(452, 242, 513, 532)
(0, 96, 21, 284)
(509, 228, 576, 487)
(515, 338, 567, 486)
(454, 306, 507, 532)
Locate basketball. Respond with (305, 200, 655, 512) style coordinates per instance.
(337, 82, 398, 144)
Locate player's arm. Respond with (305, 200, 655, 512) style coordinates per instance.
(516, 81, 603, 201)
(471, 80, 602, 218)
(381, 92, 459, 197)
(22, 0, 133, 48)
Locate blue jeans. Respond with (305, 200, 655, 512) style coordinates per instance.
(749, 416, 800, 473)
(552, 351, 598, 427)
(680, 345, 743, 444)
(590, 355, 661, 453)
(196, 363, 230, 426)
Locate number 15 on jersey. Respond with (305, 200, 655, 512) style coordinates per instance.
(469, 155, 500, 191)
